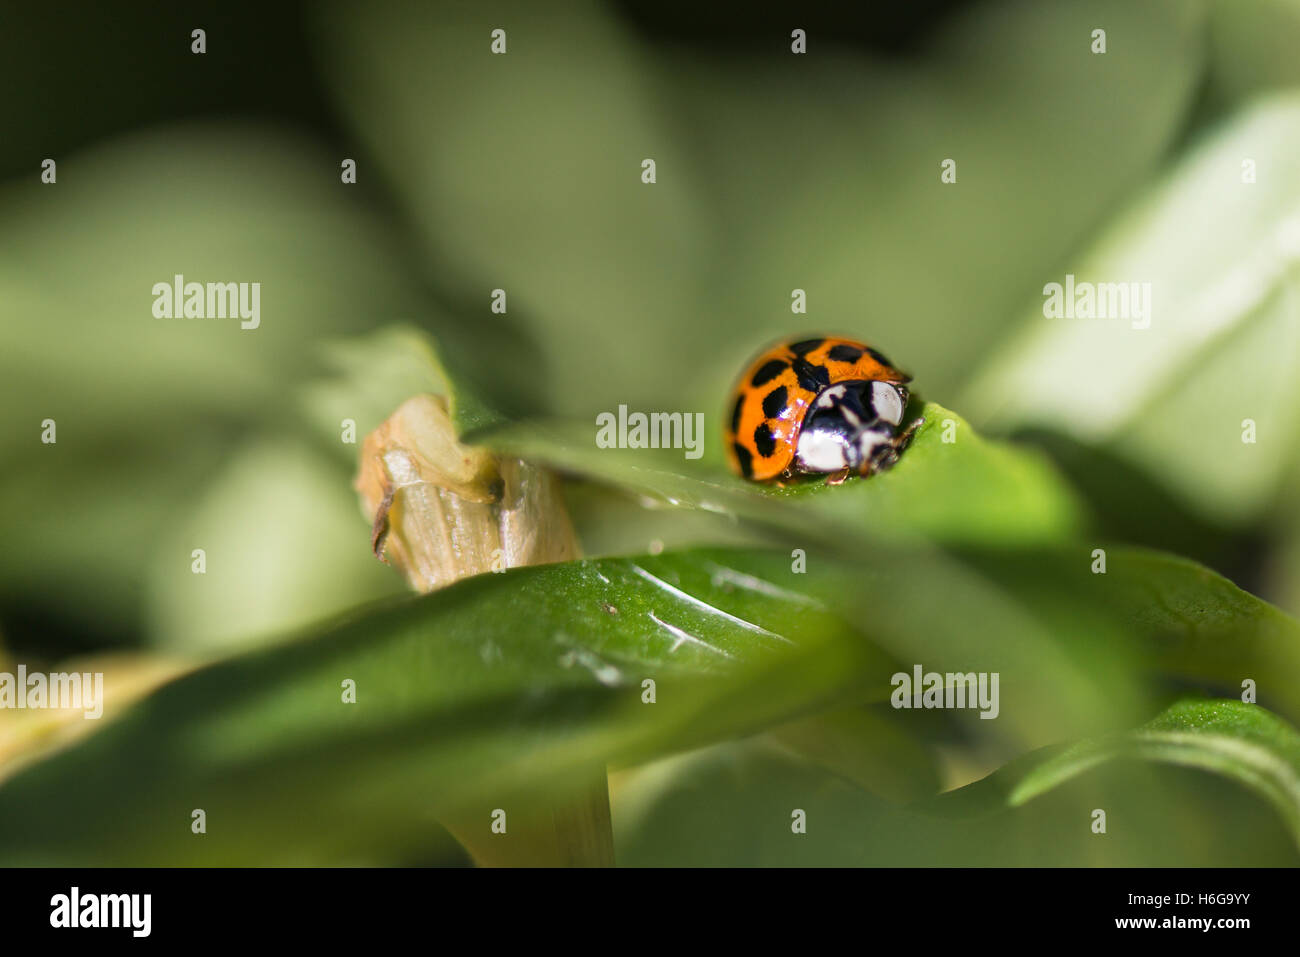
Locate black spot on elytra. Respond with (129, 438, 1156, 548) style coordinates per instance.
(761, 385, 788, 419)
(789, 338, 824, 356)
(792, 357, 831, 392)
(732, 442, 754, 478)
(751, 359, 787, 387)
(828, 344, 864, 363)
(867, 347, 894, 368)
(753, 422, 777, 457)
(730, 394, 745, 434)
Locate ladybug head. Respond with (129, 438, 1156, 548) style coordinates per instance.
(794, 380, 908, 475)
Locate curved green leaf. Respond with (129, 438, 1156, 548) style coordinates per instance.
(963, 93, 1300, 523)
(0, 550, 885, 865)
(613, 726, 1300, 866)
(1004, 699, 1300, 848)
(480, 402, 1087, 547)
(4, 536, 1298, 864)
(968, 547, 1300, 721)
(10, 531, 1300, 865)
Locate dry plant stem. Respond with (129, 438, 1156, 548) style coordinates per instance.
(356, 394, 579, 590)
(355, 394, 612, 866)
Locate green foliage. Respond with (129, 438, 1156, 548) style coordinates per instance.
(310, 0, 1205, 419)
(963, 94, 1300, 524)
(481, 402, 1086, 546)
(614, 721, 1300, 866)
(1006, 699, 1300, 846)
(2, 534, 1297, 864)
(2, 0, 1299, 867)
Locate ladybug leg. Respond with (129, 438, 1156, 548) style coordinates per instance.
(774, 465, 806, 488)
(895, 416, 925, 451)
(825, 467, 852, 486)
(861, 418, 926, 477)
(863, 448, 898, 476)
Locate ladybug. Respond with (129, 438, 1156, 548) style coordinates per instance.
(725, 336, 923, 484)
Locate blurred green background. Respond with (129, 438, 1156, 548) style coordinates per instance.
(3, 0, 1300, 866)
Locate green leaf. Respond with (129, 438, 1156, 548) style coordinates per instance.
(297, 326, 451, 464)
(968, 547, 1300, 722)
(0, 536, 1181, 864)
(480, 402, 1088, 547)
(0, 550, 887, 864)
(298, 324, 510, 456)
(613, 728, 1300, 866)
(962, 93, 1300, 524)
(1003, 699, 1300, 848)
(4, 538, 1297, 864)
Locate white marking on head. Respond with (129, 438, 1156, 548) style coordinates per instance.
(870, 381, 904, 426)
(796, 427, 849, 472)
(856, 427, 893, 464)
(815, 384, 849, 409)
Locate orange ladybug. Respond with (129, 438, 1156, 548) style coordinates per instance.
(725, 336, 923, 483)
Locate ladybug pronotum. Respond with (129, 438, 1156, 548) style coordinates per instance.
(725, 336, 924, 484)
